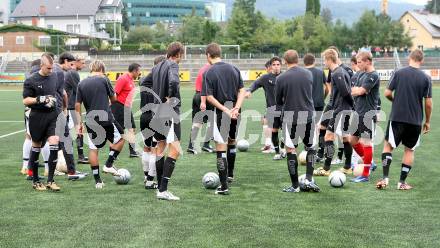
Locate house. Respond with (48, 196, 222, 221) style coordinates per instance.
(400, 10, 440, 50)
(10, 0, 123, 43)
(0, 24, 94, 61)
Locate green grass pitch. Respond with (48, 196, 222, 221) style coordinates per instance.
(0, 84, 439, 247)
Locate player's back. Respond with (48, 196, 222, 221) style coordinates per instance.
(203, 62, 242, 104)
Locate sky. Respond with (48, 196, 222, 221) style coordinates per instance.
(401, 0, 427, 4)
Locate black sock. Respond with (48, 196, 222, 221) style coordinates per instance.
(337, 147, 344, 160)
(156, 156, 164, 188)
(399, 164, 412, 183)
(317, 129, 326, 158)
(203, 141, 210, 148)
(343, 142, 352, 169)
(280, 141, 285, 149)
(47, 144, 58, 183)
(76, 136, 84, 157)
(91, 165, 101, 183)
(105, 149, 120, 167)
(324, 141, 334, 171)
(159, 157, 176, 192)
(143, 170, 154, 181)
(272, 132, 280, 154)
(29, 147, 41, 183)
(306, 149, 316, 181)
(217, 151, 228, 190)
(287, 153, 299, 188)
(227, 145, 236, 178)
(381, 153, 392, 178)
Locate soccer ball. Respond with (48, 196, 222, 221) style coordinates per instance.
(113, 168, 131, 185)
(298, 174, 314, 188)
(56, 150, 68, 173)
(202, 172, 220, 189)
(353, 164, 365, 177)
(237, 139, 250, 152)
(328, 171, 346, 188)
(298, 151, 307, 166)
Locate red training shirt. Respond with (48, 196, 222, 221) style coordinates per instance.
(114, 73, 136, 107)
(195, 63, 211, 92)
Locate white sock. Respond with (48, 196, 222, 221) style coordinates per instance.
(148, 153, 157, 177)
(142, 151, 150, 173)
(22, 138, 32, 168)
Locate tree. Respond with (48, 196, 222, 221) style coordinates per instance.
(306, 0, 320, 16)
(179, 15, 205, 44)
(125, 26, 155, 43)
(353, 10, 379, 48)
(226, 1, 255, 50)
(426, 0, 440, 14)
(321, 7, 332, 26)
(331, 20, 354, 52)
(202, 20, 220, 43)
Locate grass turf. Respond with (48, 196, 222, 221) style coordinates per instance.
(0, 84, 439, 248)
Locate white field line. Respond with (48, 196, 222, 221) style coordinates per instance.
(0, 129, 25, 139)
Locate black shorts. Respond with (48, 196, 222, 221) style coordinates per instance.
(111, 102, 136, 129)
(283, 121, 316, 149)
(385, 121, 421, 150)
(28, 109, 59, 143)
(151, 117, 181, 143)
(320, 104, 333, 128)
(85, 120, 124, 149)
(192, 91, 214, 124)
(212, 109, 240, 144)
(352, 115, 376, 139)
(140, 111, 157, 148)
(327, 111, 352, 136)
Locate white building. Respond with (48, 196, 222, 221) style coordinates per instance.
(206, 1, 226, 22)
(0, 1, 10, 25)
(10, 0, 123, 43)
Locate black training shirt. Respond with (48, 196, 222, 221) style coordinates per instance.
(248, 72, 279, 108)
(307, 67, 326, 108)
(152, 60, 181, 111)
(330, 66, 354, 114)
(139, 72, 155, 112)
(77, 75, 115, 121)
(353, 71, 380, 116)
(64, 70, 81, 110)
(23, 71, 64, 113)
(202, 61, 243, 104)
(388, 66, 432, 126)
(275, 66, 314, 124)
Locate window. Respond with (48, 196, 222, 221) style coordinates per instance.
(127, 11, 132, 17)
(47, 24, 53, 29)
(0, 36, 3, 47)
(66, 24, 73, 33)
(74, 24, 80, 34)
(127, 2, 131, 8)
(16, 36, 24, 45)
(38, 36, 51, 46)
(146, 12, 150, 17)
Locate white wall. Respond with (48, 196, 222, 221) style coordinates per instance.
(206, 2, 226, 22)
(0, 0, 10, 25)
(16, 16, 96, 36)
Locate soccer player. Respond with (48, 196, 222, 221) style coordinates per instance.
(349, 51, 380, 183)
(57, 52, 87, 180)
(275, 50, 320, 193)
(187, 62, 214, 154)
(303, 53, 329, 162)
(111, 63, 142, 158)
(376, 49, 432, 190)
(22, 53, 63, 191)
(314, 49, 354, 176)
(245, 57, 284, 159)
(150, 42, 184, 201)
(139, 55, 166, 190)
(202, 43, 246, 195)
(75, 60, 124, 189)
(65, 55, 88, 164)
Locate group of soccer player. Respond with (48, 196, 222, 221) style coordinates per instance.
(21, 42, 432, 200)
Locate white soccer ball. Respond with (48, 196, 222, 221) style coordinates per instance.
(237, 139, 250, 152)
(202, 172, 220, 189)
(328, 171, 346, 188)
(298, 174, 315, 188)
(56, 150, 68, 173)
(299, 151, 307, 166)
(113, 168, 131, 185)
